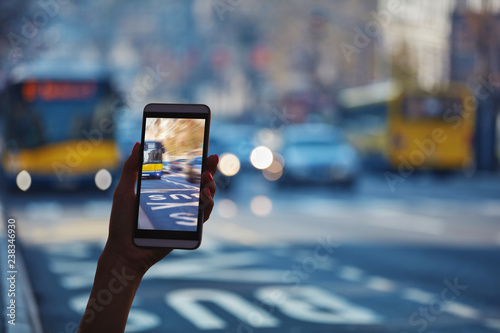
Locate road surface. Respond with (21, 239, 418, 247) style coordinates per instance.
(2, 172, 500, 332)
(139, 172, 200, 231)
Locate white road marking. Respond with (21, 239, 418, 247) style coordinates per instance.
(167, 289, 280, 330)
(400, 288, 434, 303)
(365, 276, 397, 292)
(147, 201, 198, 210)
(338, 266, 364, 282)
(170, 193, 194, 200)
(256, 286, 381, 324)
(485, 319, 500, 331)
(401, 287, 481, 319)
(163, 178, 199, 190)
(444, 301, 479, 319)
(141, 188, 192, 193)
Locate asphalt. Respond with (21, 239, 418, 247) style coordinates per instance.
(2, 172, 500, 332)
(139, 172, 201, 231)
(18, 240, 500, 333)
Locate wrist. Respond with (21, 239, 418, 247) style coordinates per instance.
(79, 246, 144, 333)
(99, 245, 148, 280)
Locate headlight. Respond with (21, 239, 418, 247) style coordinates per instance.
(16, 170, 31, 191)
(95, 169, 112, 191)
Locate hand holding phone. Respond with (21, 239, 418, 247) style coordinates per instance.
(79, 132, 217, 332)
(134, 103, 211, 249)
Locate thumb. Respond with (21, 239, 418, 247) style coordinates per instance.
(116, 142, 140, 194)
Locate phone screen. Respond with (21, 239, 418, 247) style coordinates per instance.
(137, 116, 206, 232)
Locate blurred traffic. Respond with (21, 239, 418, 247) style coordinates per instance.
(0, 0, 499, 332)
(1, 1, 499, 193)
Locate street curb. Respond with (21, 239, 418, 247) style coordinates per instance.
(0, 203, 44, 333)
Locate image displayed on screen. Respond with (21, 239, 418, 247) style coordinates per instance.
(138, 117, 205, 231)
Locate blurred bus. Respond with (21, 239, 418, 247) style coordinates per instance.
(338, 81, 475, 170)
(0, 63, 122, 191)
(142, 141, 164, 179)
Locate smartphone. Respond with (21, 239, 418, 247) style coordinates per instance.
(133, 103, 210, 249)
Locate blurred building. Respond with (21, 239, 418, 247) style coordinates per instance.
(378, 0, 456, 90)
(450, 0, 500, 81)
(379, 0, 500, 88)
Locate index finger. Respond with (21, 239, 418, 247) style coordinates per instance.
(206, 154, 218, 176)
(115, 142, 140, 195)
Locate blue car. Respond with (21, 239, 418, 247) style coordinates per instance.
(279, 124, 360, 187)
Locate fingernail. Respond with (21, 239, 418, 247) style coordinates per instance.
(215, 154, 219, 163)
(206, 171, 213, 181)
(132, 142, 139, 153)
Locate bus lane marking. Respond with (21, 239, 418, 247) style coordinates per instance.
(141, 188, 193, 194)
(146, 202, 199, 211)
(170, 194, 193, 200)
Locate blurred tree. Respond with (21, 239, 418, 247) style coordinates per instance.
(390, 41, 419, 91)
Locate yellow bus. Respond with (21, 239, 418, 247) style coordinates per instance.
(0, 64, 122, 191)
(142, 141, 164, 179)
(338, 81, 475, 170)
(389, 83, 475, 170)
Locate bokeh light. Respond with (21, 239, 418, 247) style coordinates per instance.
(217, 199, 238, 219)
(250, 195, 273, 217)
(250, 146, 273, 170)
(263, 152, 284, 181)
(219, 153, 241, 177)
